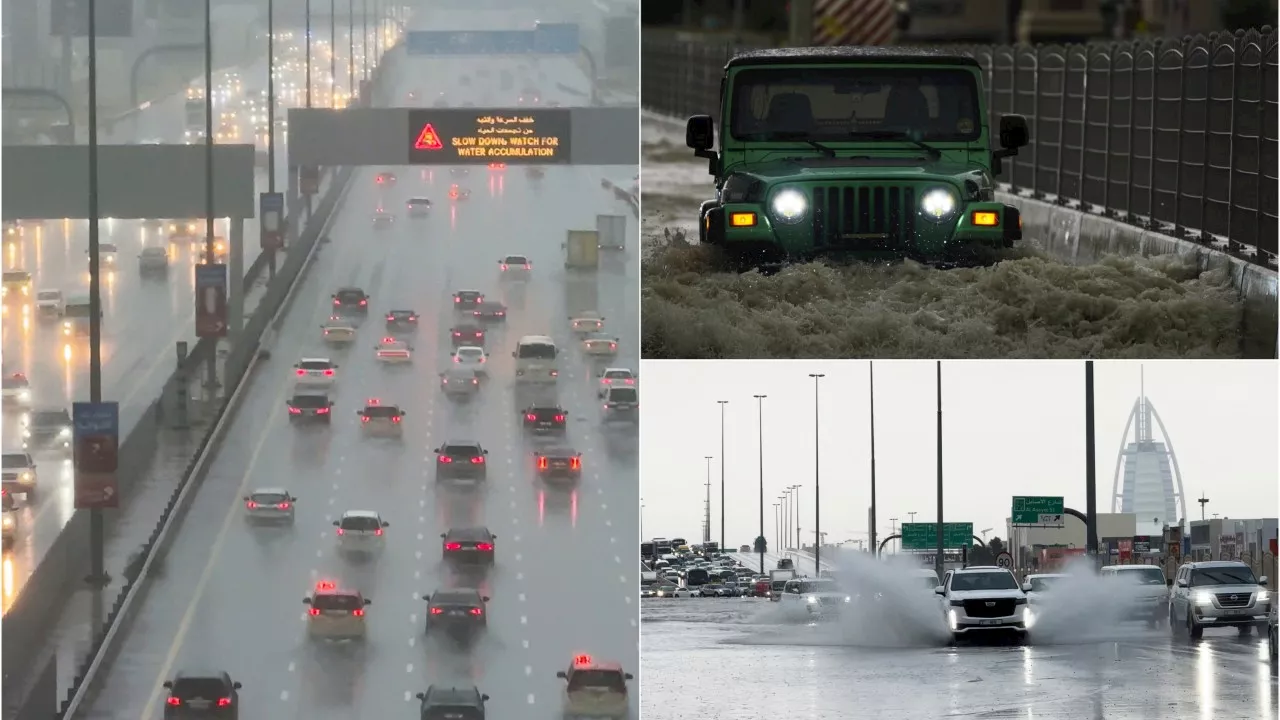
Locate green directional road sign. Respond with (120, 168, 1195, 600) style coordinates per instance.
(901, 522, 973, 551)
(1012, 496, 1065, 525)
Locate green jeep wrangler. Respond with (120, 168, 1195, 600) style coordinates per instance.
(686, 47, 1030, 267)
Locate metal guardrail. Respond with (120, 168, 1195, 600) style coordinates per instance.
(640, 28, 1279, 266)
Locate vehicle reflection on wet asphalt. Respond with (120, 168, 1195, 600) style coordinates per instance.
(641, 599, 1276, 720)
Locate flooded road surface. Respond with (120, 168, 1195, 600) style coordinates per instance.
(641, 599, 1277, 720)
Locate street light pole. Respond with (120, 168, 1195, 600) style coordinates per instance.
(330, 0, 337, 108)
(717, 400, 728, 551)
(86, 0, 108, 604)
(305, 0, 313, 108)
(703, 456, 713, 544)
(781, 488, 791, 551)
(754, 394, 767, 574)
(791, 485, 801, 552)
(773, 502, 782, 551)
(640, 499, 644, 541)
(809, 373, 824, 570)
(935, 361, 945, 582)
(868, 362, 878, 556)
(348, 0, 356, 100)
(201, 0, 219, 403)
(889, 517, 898, 553)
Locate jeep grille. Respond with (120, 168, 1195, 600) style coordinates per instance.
(811, 185, 917, 251)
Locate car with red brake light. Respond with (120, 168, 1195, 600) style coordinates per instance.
(582, 333, 619, 357)
(242, 488, 296, 523)
(332, 287, 369, 314)
(375, 337, 414, 363)
(498, 254, 531, 279)
(441, 526, 497, 565)
(385, 309, 419, 332)
(435, 441, 488, 483)
(372, 208, 395, 229)
(374, 171, 396, 186)
(292, 358, 338, 388)
(522, 406, 567, 436)
(440, 368, 480, 398)
(556, 654, 634, 720)
(162, 670, 241, 719)
(320, 316, 356, 345)
(357, 398, 405, 437)
(452, 346, 488, 375)
(453, 290, 484, 311)
(534, 446, 582, 481)
(303, 580, 371, 639)
(597, 368, 637, 397)
(450, 323, 486, 348)
(472, 301, 507, 322)
(602, 386, 638, 425)
(333, 510, 389, 555)
(569, 312, 604, 335)
(286, 390, 333, 423)
(423, 588, 489, 640)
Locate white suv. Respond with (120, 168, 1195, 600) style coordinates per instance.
(1099, 564, 1170, 627)
(936, 566, 1031, 642)
(1169, 560, 1270, 638)
(779, 577, 849, 618)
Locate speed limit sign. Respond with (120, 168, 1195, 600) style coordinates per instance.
(995, 551, 1013, 569)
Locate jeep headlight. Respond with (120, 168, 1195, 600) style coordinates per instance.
(59, 427, 71, 437)
(920, 188, 958, 222)
(1193, 591, 1215, 605)
(770, 188, 807, 224)
(18, 391, 30, 401)
(806, 596, 817, 604)
(1258, 590, 1269, 602)
(2, 515, 13, 529)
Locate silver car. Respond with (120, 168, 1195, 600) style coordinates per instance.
(1169, 560, 1270, 638)
(243, 487, 296, 523)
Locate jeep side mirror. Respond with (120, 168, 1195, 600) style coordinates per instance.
(556, 671, 567, 679)
(232, 681, 242, 689)
(302, 597, 312, 604)
(482, 595, 490, 602)
(483, 449, 489, 454)
(441, 533, 447, 538)
(625, 673, 634, 680)
(381, 521, 390, 527)
(999, 114, 1029, 149)
(511, 351, 516, 357)
(686, 114, 714, 151)
(481, 694, 490, 701)
(1176, 578, 1188, 588)
(332, 520, 340, 526)
(163, 680, 174, 689)
(364, 598, 372, 605)
(416, 693, 426, 700)
(934, 586, 945, 595)
(1021, 583, 1032, 593)
(1260, 576, 1270, 585)
(991, 114, 1029, 176)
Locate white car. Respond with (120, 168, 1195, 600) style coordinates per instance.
(34, 289, 64, 320)
(655, 586, 694, 598)
(1021, 573, 1069, 606)
(1099, 564, 1170, 626)
(499, 254, 531, 278)
(597, 367, 637, 397)
(90, 243, 118, 266)
(936, 566, 1031, 642)
(293, 358, 338, 387)
(452, 346, 488, 375)
(321, 316, 356, 345)
(569, 312, 604, 335)
(303, 580, 371, 640)
(374, 337, 413, 363)
(1, 491, 16, 547)
(779, 577, 849, 618)
(1, 452, 38, 499)
(582, 333, 619, 357)
(1, 373, 32, 408)
(242, 487, 296, 523)
(333, 510, 389, 554)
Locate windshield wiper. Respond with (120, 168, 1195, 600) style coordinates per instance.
(746, 131, 837, 158)
(848, 131, 943, 160)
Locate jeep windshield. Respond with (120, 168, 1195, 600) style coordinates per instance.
(729, 67, 981, 144)
(1190, 566, 1258, 586)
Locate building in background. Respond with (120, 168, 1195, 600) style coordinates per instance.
(1110, 382, 1187, 538)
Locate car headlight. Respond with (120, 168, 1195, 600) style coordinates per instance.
(806, 596, 817, 604)
(2, 516, 13, 529)
(22, 428, 30, 438)
(1024, 608, 1036, 629)
(20, 472, 31, 481)
(59, 427, 71, 437)
(770, 188, 808, 224)
(920, 188, 958, 222)
(18, 391, 30, 401)
(1193, 591, 1215, 605)
(1258, 590, 1269, 602)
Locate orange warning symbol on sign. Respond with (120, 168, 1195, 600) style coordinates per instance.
(413, 123, 444, 151)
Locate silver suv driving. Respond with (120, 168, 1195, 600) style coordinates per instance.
(1169, 560, 1270, 638)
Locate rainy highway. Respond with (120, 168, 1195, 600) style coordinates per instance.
(77, 40, 639, 719)
(0, 43, 331, 612)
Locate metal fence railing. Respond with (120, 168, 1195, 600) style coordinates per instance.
(641, 29, 1279, 266)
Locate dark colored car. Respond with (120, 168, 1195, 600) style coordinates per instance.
(162, 670, 242, 719)
(534, 446, 581, 481)
(424, 588, 489, 639)
(522, 406, 566, 435)
(472, 301, 507, 322)
(22, 408, 72, 452)
(434, 441, 488, 482)
(452, 290, 484, 311)
(416, 685, 488, 720)
(286, 391, 332, 422)
(332, 287, 369, 313)
(441, 526, 496, 565)
(450, 323, 486, 348)
(386, 309, 420, 331)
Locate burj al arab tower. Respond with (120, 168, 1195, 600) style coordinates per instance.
(1109, 370, 1188, 537)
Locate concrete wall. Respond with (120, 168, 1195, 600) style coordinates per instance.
(998, 191, 1278, 358)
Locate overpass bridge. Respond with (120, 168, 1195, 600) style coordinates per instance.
(4, 9, 639, 720)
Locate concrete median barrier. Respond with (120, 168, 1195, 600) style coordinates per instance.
(1, 46, 401, 718)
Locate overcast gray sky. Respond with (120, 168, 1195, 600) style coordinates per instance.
(640, 360, 1278, 548)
